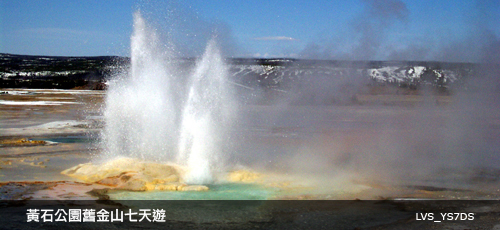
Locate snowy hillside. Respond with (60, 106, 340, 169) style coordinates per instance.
(0, 54, 476, 90)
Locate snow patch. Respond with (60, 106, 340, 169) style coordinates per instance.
(0, 100, 82, 105)
(29, 120, 87, 129)
(2, 89, 104, 95)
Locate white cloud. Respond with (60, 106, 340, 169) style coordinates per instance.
(252, 36, 298, 41)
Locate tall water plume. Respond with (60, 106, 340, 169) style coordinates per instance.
(178, 39, 235, 184)
(101, 11, 235, 184)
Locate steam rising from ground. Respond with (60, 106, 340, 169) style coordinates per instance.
(99, 3, 499, 196)
(261, 65, 499, 192)
(282, 0, 500, 191)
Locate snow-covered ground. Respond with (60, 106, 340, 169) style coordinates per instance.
(229, 62, 470, 89)
(368, 66, 460, 85)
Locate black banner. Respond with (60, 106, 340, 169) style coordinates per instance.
(2, 200, 500, 229)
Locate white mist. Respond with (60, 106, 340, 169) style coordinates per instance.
(101, 11, 235, 185)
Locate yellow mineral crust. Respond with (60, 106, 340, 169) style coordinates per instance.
(227, 170, 264, 183)
(60, 157, 211, 192)
(0, 138, 47, 147)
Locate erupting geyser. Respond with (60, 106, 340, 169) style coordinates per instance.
(100, 11, 236, 185)
(178, 39, 235, 184)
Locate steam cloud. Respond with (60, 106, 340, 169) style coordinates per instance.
(299, 0, 500, 63)
(120, 0, 500, 197)
(351, 0, 409, 60)
(300, 0, 409, 60)
(263, 0, 500, 195)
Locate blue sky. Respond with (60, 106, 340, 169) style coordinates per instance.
(1, 0, 499, 61)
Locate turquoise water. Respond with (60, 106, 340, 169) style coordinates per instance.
(34, 135, 94, 143)
(108, 183, 278, 200)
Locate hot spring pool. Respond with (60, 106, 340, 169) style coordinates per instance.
(34, 135, 95, 144)
(107, 183, 279, 200)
